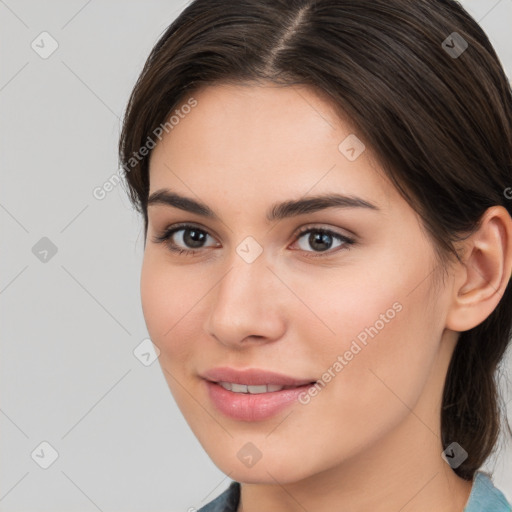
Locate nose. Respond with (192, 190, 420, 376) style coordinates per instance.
(204, 251, 287, 349)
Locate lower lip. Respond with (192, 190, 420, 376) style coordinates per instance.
(205, 380, 316, 421)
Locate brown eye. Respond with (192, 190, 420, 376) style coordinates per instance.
(152, 223, 219, 255)
(292, 227, 355, 257)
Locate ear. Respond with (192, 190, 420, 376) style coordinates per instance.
(445, 206, 512, 332)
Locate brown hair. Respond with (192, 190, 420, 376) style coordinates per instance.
(118, 0, 512, 480)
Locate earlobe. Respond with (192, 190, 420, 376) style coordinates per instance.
(445, 206, 512, 333)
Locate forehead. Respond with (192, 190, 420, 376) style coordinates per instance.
(148, 83, 395, 211)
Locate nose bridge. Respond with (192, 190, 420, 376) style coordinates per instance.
(205, 244, 285, 345)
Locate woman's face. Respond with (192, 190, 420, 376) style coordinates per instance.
(142, 83, 458, 483)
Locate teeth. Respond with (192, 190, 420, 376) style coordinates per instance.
(218, 382, 286, 394)
(247, 384, 268, 394)
(231, 383, 248, 393)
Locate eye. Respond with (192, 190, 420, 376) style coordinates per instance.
(291, 226, 355, 257)
(151, 223, 355, 258)
(151, 223, 219, 255)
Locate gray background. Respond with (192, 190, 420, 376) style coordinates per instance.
(1, 1, 511, 510)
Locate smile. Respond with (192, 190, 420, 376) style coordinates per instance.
(217, 382, 307, 393)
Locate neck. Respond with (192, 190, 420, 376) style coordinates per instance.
(239, 415, 474, 512)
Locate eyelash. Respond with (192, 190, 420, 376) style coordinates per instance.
(151, 222, 356, 259)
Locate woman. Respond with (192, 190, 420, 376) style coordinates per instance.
(118, 0, 512, 510)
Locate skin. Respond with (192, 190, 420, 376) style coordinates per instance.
(141, 82, 512, 512)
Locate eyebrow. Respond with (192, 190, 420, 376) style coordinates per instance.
(147, 189, 379, 222)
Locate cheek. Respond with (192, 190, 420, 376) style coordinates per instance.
(140, 253, 198, 356)
(140, 255, 170, 340)
(278, 268, 441, 470)
(294, 250, 440, 405)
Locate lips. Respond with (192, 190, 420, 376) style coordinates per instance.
(201, 366, 317, 388)
(200, 367, 318, 421)
(217, 382, 300, 393)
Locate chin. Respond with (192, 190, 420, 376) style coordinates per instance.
(207, 448, 317, 485)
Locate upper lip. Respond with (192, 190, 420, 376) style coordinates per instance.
(201, 367, 316, 387)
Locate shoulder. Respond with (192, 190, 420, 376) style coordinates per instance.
(464, 471, 512, 512)
(193, 473, 512, 512)
(197, 481, 240, 512)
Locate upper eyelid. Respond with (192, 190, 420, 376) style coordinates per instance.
(159, 222, 219, 242)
